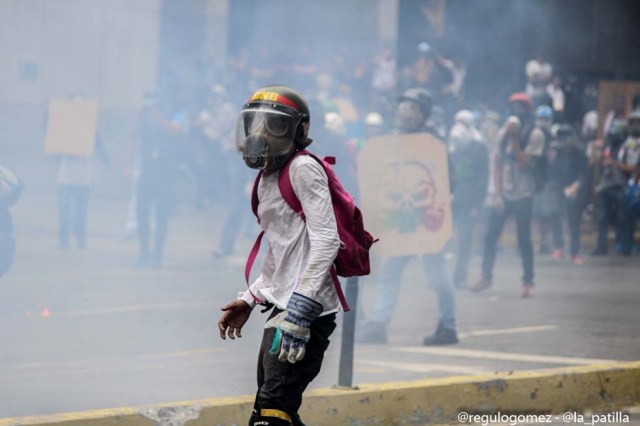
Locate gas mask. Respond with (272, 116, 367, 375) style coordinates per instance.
(394, 100, 425, 133)
(236, 104, 305, 171)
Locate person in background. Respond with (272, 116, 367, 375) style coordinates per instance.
(54, 95, 110, 250)
(591, 119, 632, 256)
(448, 110, 489, 289)
(547, 75, 565, 122)
(471, 93, 545, 298)
(547, 125, 588, 264)
(135, 94, 188, 267)
(619, 111, 640, 253)
(371, 48, 397, 112)
(534, 105, 556, 255)
(192, 84, 236, 208)
(124, 90, 157, 240)
(358, 87, 459, 345)
(525, 51, 553, 107)
(0, 165, 23, 278)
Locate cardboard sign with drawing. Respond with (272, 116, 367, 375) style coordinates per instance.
(357, 132, 452, 256)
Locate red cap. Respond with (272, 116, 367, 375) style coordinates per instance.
(508, 92, 533, 108)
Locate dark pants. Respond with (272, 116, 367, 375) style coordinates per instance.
(482, 197, 535, 285)
(452, 206, 479, 287)
(252, 308, 336, 425)
(596, 186, 632, 253)
(551, 194, 583, 257)
(137, 178, 172, 261)
(58, 185, 90, 248)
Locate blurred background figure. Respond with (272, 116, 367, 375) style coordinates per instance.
(448, 109, 488, 289)
(124, 90, 159, 240)
(53, 94, 110, 250)
(359, 87, 459, 346)
(135, 93, 188, 268)
(547, 76, 565, 122)
(192, 84, 236, 209)
(546, 124, 588, 265)
(471, 93, 545, 298)
(620, 110, 640, 253)
(534, 105, 555, 255)
(0, 165, 23, 278)
(525, 51, 553, 108)
(592, 118, 634, 256)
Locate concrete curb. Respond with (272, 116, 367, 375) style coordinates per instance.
(2, 361, 639, 425)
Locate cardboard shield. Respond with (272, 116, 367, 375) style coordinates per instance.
(357, 132, 452, 256)
(44, 98, 99, 156)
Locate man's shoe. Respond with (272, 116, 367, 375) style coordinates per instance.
(423, 323, 459, 345)
(356, 321, 388, 344)
(469, 276, 492, 293)
(521, 285, 534, 298)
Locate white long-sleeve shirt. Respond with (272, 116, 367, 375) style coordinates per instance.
(240, 154, 341, 315)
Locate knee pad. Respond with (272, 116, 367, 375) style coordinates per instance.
(250, 408, 293, 426)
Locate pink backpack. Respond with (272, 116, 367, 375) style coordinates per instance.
(245, 149, 377, 311)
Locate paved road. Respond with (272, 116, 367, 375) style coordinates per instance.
(0, 194, 639, 419)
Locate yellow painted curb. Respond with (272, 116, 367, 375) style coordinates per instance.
(1, 361, 639, 425)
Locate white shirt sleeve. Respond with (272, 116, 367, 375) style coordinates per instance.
(290, 157, 340, 301)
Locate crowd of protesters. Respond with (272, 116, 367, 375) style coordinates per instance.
(2, 42, 638, 306)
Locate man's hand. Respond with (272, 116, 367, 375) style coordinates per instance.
(506, 116, 521, 138)
(564, 182, 580, 199)
(218, 300, 252, 340)
(264, 293, 323, 364)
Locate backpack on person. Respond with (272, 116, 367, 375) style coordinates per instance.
(245, 149, 377, 311)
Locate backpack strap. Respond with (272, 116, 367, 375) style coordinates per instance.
(330, 266, 350, 312)
(277, 150, 307, 221)
(277, 150, 338, 215)
(244, 230, 265, 305)
(250, 171, 264, 223)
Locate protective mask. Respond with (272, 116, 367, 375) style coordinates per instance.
(236, 107, 301, 171)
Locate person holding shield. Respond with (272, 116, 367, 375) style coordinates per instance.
(358, 87, 459, 346)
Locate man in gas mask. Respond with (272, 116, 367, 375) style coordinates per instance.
(358, 87, 459, 345)
(217, 86, 341, 426)
(471, 93, 546, 298)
